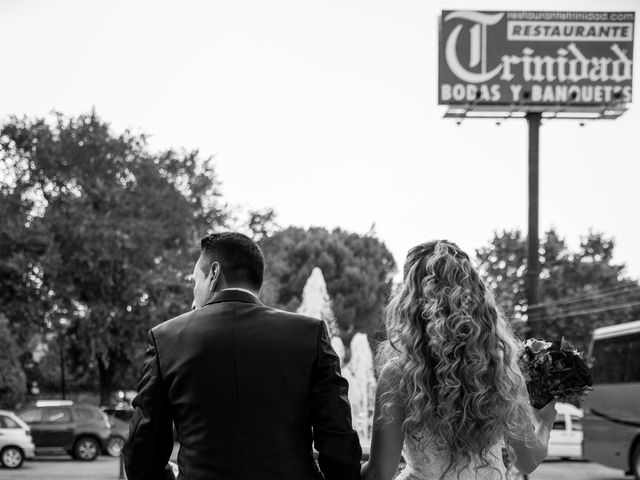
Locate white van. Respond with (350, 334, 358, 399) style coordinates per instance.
(547, 402, 583, 459)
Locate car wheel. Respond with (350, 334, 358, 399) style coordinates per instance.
(73, 436, 100, 461)
(106, 436, 125, 457)
(632, 442, 640, 480)
(0, 446, 24, 469)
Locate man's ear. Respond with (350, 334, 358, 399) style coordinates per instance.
(209, 262, 220, 292)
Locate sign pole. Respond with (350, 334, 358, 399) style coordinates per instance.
(526, 112, 541, 335)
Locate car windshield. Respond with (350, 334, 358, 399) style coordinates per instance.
(552, 413, 565, 430)
(571, 415, 583, 431)
(0, 415, 22, 428)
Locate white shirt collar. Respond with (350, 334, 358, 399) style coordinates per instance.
(220, 287, 259, 299)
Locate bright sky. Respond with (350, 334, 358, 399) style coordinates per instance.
(1, 0, 638, 280)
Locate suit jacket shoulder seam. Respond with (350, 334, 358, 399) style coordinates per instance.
(149, 329, 166, 385)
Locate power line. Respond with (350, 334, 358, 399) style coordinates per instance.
(528, 282, 640, 310)
(528, 281, 639, 308)
(528, 289, 640, 313)
(527, 300, 640, 322)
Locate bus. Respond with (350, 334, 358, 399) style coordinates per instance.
(583, 320, 640, 478)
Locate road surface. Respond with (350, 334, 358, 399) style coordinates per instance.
(0, 455, 634, 479)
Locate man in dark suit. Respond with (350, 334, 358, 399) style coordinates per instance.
(123, 232, 362, 480)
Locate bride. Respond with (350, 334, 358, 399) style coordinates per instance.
(361, 240, 557, 480)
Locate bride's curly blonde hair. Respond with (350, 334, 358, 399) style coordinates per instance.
(380, 240, 534, 478)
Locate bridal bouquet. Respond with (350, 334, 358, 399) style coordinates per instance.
(518, 337, 593, 409)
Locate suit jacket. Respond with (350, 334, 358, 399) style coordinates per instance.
(123, 289, 362, 480)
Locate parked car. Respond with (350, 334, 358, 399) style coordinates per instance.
(0, 410, 36, 468)
(547, 402, 583, 460)
(17, 400, 111, 461)
(101, 406, 133, 457)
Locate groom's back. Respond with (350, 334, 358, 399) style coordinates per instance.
(153, 290, 325, 480)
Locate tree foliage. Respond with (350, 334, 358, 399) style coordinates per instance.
(476, 228, 640, 350)
(0, 112, 227, 403)
(0, 180, 49, 349)
(246, 208, 279, 242)
(259, 226, 397, 348)
(0, 314, 27, 409)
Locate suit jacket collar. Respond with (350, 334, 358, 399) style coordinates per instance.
(203, 289, 263, 307)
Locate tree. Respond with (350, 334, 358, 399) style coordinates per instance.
(476, 229, 528, 324)
(246, 208, 279, 242)
(0, 112, 227, 403)
(259, 226, 397, 351)
(0, 314, 27, 409)
(476, 228, 640, 350)
(0, 174, 50, 350)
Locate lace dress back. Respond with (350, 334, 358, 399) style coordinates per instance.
(395, 430, 509, 480)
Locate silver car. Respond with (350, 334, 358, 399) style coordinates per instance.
(0, 410, 36, 468)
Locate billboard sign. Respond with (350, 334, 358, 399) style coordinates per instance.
(438, 11, 635, 110)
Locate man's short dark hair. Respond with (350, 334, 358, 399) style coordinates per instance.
(200, 232, 265, 290)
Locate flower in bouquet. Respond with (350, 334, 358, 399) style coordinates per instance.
(518, 337, 593, 409)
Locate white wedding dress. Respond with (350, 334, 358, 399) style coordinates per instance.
(395, 432, 509, 480)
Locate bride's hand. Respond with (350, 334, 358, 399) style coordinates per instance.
(531, 399, 557, 455)
(508, 399, 558, 474)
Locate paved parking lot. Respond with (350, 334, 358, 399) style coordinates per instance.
(1, 455, 125, 480)
(530, 460, 633, 480)
(0, 456, 633, 479)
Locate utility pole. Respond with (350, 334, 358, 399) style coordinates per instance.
(526, 112, 541, 335)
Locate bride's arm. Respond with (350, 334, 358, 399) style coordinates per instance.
(508, 400, 557, 474)
(361, 363, 405, 480)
